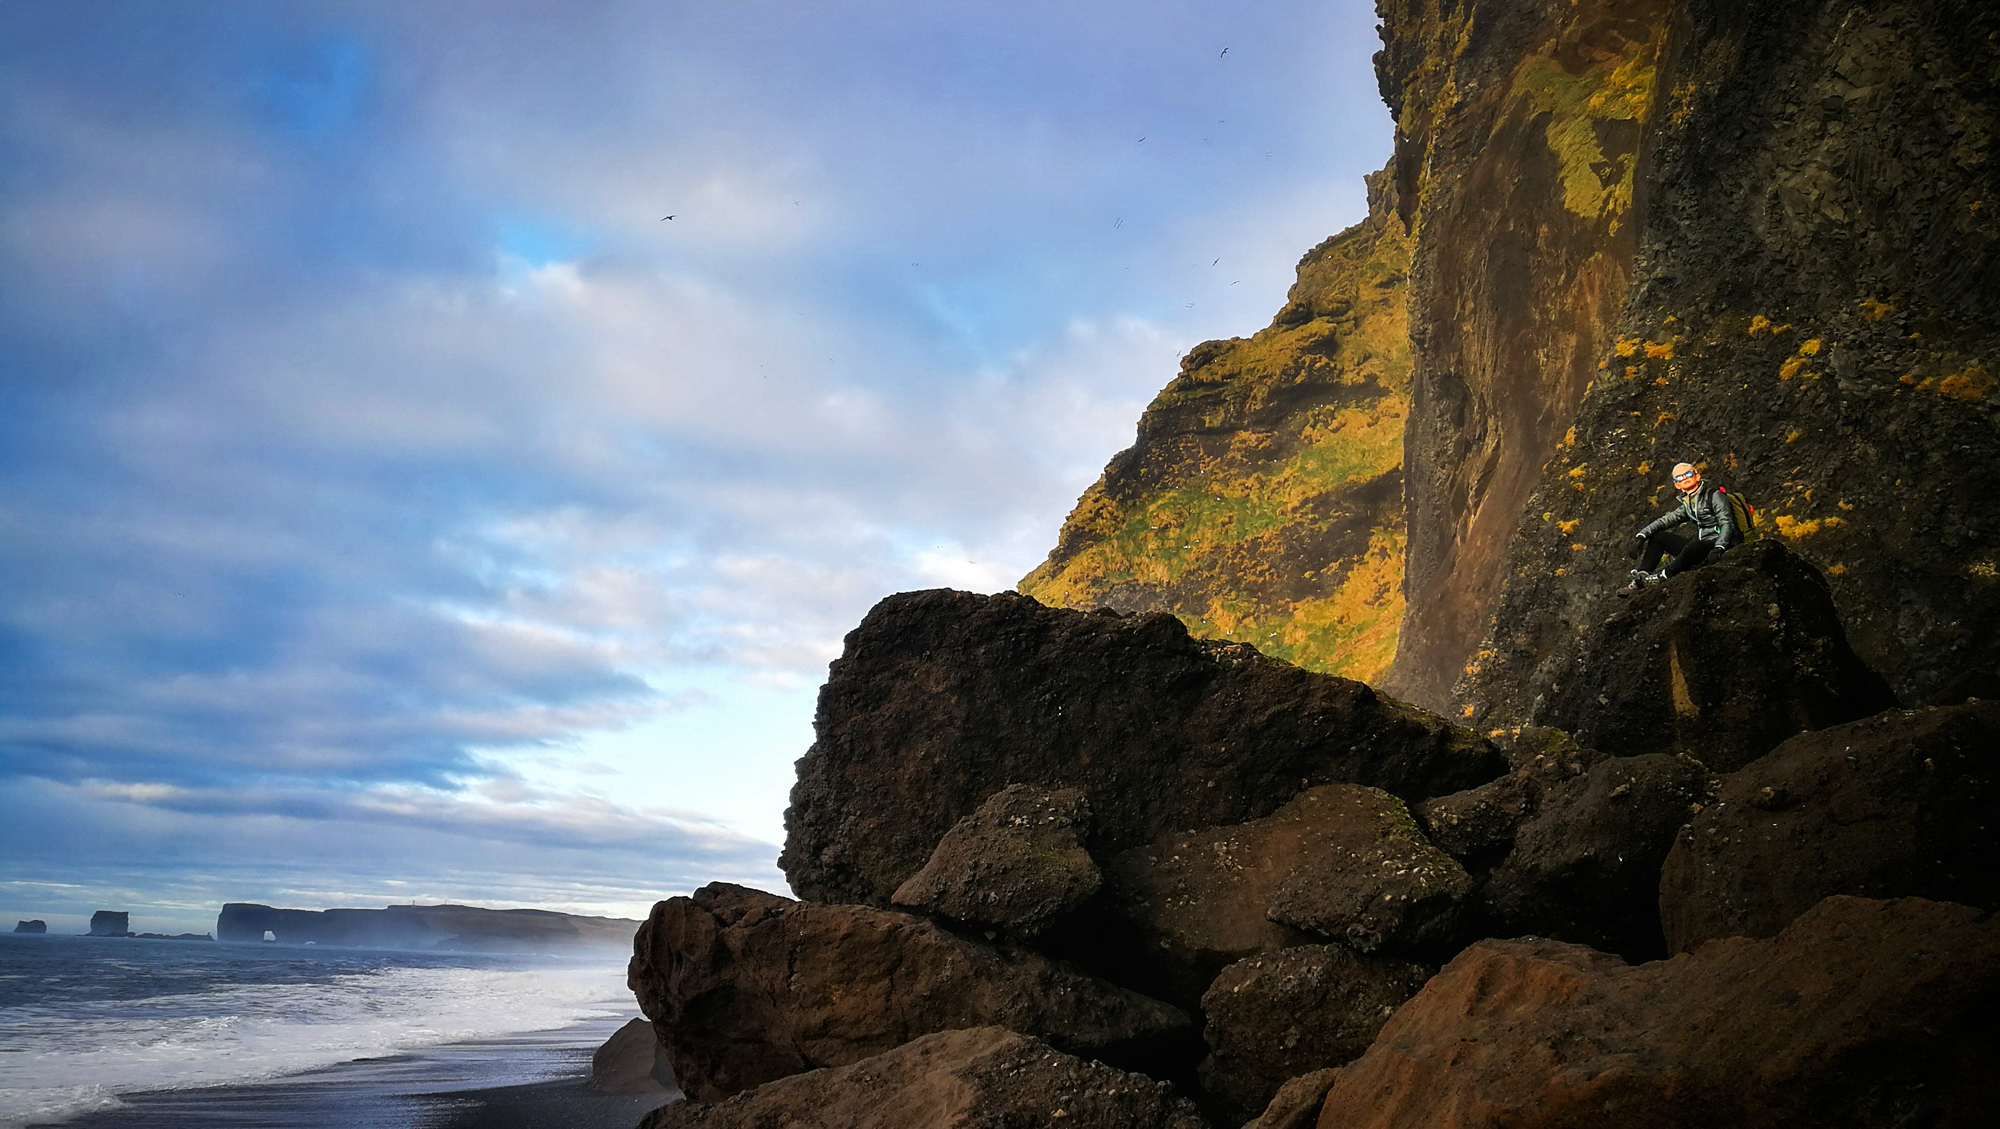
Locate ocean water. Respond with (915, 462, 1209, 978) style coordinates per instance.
(0, 933, 651, 1128)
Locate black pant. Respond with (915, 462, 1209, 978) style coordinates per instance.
(1638, 529, 1717, 577)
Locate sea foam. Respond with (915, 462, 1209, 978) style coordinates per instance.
(0, 936, 633, 1128)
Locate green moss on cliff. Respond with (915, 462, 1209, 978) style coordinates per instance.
(1020, 169, 1412, 684)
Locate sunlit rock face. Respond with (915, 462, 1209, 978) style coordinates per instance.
(1386, 0, 2000, 712)
(1376, 0, 1674, 710)
(1019, 166, 1414, 685)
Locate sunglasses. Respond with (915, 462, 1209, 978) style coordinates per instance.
(1673, 472, 1698, 482)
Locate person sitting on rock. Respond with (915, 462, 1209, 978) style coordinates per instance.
(1617, 462, 1740, 597)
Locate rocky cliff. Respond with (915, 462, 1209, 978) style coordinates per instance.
(216, 902, 638, 951)
(623, 2, 1998, 1125)
(1018, 168, 1414, 684)
(1458, 0, 2000, 717)
(1030, 0, 1996, 712)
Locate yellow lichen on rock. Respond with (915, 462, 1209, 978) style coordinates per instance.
(1509, 18, 1667, 226)
(1938, 366, 1995, 401)
(1019, 168, 1414, 683)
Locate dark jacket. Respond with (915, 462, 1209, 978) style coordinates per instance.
(1638, 481, 1740, 548)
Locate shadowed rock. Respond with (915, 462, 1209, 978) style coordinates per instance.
(627, 883, 1191, 1102)
(1095, 785, 1467, 1006)
(892, 784, 1099, 938)
(590, 1018, 679, 1095)
(639, 1027, 1207, 1129)
(1416, 728, 1607, 865)
(1480, 752, 1715, 960)
(783, 590, 1505, 908)
(1198, 945, 1430, 1124)
(1243, 1069, 1340, 1129)
(1661, 701, 2000, 953)
(1315, 896, 2000, 1129)
(1480, 540, 1897, 774)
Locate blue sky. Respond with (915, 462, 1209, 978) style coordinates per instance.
(0, 0, 1393, 934)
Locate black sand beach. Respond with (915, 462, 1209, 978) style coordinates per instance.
(48, 1018, 678, 1129)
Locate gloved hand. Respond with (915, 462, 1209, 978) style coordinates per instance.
(1624, 533, 1646, 559)
(1704, 543, 1728, 566)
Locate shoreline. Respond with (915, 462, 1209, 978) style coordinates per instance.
(40, 1018, 679, 1129)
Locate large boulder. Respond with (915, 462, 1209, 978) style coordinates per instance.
(1660, 701, 2000, 953)
(1093, 785, 1468, 1006)
(640, 1027, 1207, 1129)
(1198, 945, 1430, 1124)
(892, 784, 1099, 939)
(1479, 752, 1714, 960)
(1480, 540, 1897, 773)
(783, 591, 1505, 907)
(626, 883, 1192, 1102)
(1313, 896, 2000, 1129)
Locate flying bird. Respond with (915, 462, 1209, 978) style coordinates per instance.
(1219, 47, 1229, 57)
(660, 214, 675, 221)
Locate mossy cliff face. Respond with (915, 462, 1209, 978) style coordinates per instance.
(1018, 168, 1414, 684)
(1376, 0, 1676, 708)
(1465, 0, 2000, 720)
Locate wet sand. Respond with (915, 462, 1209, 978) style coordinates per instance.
(47, 1018, 678, 1129)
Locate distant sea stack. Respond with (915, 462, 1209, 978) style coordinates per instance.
(87, 910, 131, 937)
(13, 920, 46, 934)
(217, 902, 640, 951)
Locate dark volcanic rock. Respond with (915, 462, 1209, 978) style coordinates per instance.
(1198, 945, 1430, 1124)
(591, 1018, 678, 1095)
(1480, 752, 1715, 960)
(892, 784, 1099, 938)
(1415, 728, 1607, 866)
(783, 590, 1503, 908)
(1316, 896, 2000, 1129)
(1478, 540, 1895, 773)
(87, 911, 130, 937)
(1096, 785, 1466, 1006)
(12, 920, 45, 934)
(1260, 787, 1472, 955)
(626, 883, 1192, 1102)
(1660, 701, 2000, 952)
(639, 1027, 1207, 1129)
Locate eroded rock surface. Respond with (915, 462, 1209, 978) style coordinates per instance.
(640, 1027, 1207, 1129)
(1316, 896, 2000, 1129)
(1096, 785, 1466, 1005)
(784, 590, 1503, 908)
(1416, 728, 1607, 865)
(1198, 945, 1430, 1124)
(1480, 752, 1714, 959)
(627, 883, 1191, 1102)
(892, 784, 1099, 938)
(1477, 540, 1895, 773)
(1660, 701, 2000, 952)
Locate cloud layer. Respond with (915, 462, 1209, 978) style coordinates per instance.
(0, 0, 1392, 930)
